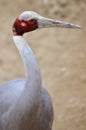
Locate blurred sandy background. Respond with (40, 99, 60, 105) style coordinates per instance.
(0, 0, 86, 130)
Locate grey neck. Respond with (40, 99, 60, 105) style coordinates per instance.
(13, 36, 42, 109)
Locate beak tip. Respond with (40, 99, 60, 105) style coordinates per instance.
(68, 23, 81, 29)
(76, 25, 81, 29)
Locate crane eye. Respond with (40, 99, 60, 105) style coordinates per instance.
(21, 22, 27, 27)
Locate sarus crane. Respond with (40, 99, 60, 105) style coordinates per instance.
(0, 11, 80, 130)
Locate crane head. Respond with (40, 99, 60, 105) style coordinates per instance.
(13, 11, 81, 36)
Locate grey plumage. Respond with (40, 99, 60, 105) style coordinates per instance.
(0, 79, 53, 130)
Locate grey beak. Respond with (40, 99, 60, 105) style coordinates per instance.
(38, 16, 81, 29)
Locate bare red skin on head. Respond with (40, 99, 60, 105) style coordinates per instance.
(13, 18, 38, 36)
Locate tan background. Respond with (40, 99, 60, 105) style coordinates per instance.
(0, 0, 86, 130)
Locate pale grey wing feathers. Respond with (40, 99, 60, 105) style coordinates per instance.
(0, 80, 54, 130)
(0, 79, 25, 116)
(36, 87, 54, 130)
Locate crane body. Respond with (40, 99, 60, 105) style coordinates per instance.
(0, 11, 80, 130)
